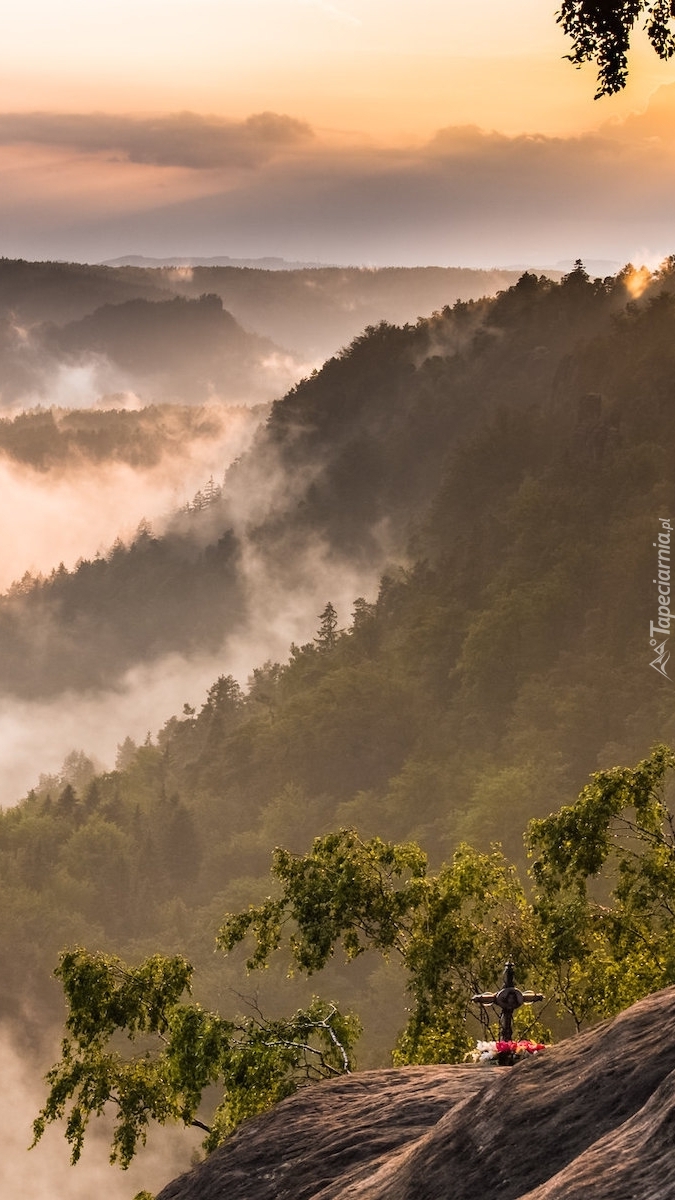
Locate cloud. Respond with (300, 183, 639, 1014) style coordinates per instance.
(2, 91, 675, 266)
(61, 125, 657, 266)
(600, 82, 675, 145)
(0, 110, 314, 169)
(0, 403, 263, 591)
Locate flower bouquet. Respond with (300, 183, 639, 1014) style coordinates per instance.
(468, 1039, 547, 1064)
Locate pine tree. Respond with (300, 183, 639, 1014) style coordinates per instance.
(315, 602, 339, 652)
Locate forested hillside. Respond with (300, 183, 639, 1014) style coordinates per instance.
(0, 290, 300, 408)
(0, 404, 262, 471)
(1, 262, 674, 1061)
(1, 262, 673, 699)
(0, 260, 528, 413)
(0, 259, 525, 358)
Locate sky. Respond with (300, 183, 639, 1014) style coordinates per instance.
(2, 0, 675, 267)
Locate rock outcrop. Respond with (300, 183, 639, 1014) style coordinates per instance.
(157, 987, 675, 1200)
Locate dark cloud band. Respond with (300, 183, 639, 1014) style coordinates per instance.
(0, 111, 314, 169)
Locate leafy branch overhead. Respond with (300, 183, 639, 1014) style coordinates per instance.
(559, 0, 675, 96)
(219, 830, 536, 1064)
(32, 950, 359, 1168)
(220, 744, 675, 1060)
(528, 744, 675, 1026)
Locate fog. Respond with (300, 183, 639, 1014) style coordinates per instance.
(0, 538, 384, 806)
(0, 109, 314, 170)
(0, 389, 387, 805)
(0, 380, 388, 806)
(0, 310, 311, 410)
(0, 403, 263, 591)
(0, 1027, 198, 1199)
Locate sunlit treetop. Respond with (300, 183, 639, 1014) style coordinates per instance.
(559, 0, 675, 96)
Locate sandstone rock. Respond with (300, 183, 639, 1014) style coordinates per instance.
(158, 986, 675, 1200)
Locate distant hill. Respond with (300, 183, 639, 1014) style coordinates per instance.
(0, 289, 303, 408)
(102, 255, 327, 269)
(0, 258, 530, 364)
(0, 257, 171, 324)
(42, 292, 294, 404)
(156, 986, 675, 1200)
(158, 263, 533, 359)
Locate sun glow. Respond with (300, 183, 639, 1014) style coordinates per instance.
(624, 265, 653, 299)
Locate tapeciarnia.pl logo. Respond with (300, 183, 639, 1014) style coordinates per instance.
(650, 517, 672, 680)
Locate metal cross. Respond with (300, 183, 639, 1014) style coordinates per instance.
(472, 961, 544, 1042)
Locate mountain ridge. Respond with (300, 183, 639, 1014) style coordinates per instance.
(101, 255, 328, 269)
(0, 258, 528, 359)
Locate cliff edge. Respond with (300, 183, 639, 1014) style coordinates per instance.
(158, 986, 675, 1200)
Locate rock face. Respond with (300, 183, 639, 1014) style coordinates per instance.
(157, 987, 675, 1200)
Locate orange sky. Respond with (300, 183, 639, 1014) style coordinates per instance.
(1, 0, 675, 265)
(3, 0, 674, 135)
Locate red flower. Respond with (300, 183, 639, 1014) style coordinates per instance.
(494, 1039, 545, 1054)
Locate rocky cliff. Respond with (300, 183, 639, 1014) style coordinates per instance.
(157, 987, 675, 1200)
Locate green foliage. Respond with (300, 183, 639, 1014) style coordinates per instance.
(530, 743, 675, 884)
(33, 746, 675, 1182)
(220, 830, 537, 1064)
(219, 830, 428, 970)
(528, 744, 675, 1028)
(398, 845, 537, 1062)
(221, 747, 675, 1056)
(33, 949, 359, 1168)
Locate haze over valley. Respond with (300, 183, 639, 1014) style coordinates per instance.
(0, 260, 535, 803)
(3, 2, 675, 1198)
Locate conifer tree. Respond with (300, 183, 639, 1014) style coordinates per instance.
(315, 602, 339, 652)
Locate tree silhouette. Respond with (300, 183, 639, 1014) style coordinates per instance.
(315, 602, 339, 652)
(559, 0, 675, 96)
